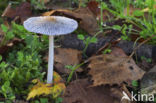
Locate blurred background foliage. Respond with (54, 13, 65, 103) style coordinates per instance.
(0, 0, 48, 15)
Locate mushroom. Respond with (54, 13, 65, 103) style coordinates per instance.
(23, 16, 78, 83)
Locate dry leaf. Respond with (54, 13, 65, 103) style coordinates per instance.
(87, 1, 112, 21)
(2, 4, 16, 18)
(88, 47, 145, 86)
(2, 2, 32, 23)
(110, 47, 127, 57)
(54, 48, 82, 74)
(27, 71, 66, 100)
(42, 8, 99, 35)
(87, 1, 99, 16)
(62, 79, 123, 103)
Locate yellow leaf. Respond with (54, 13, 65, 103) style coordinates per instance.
(53, 71, 62, 84)
(27, 80, 52, 100)
(51, 83, 66, 98)
(27, 71, 66, 100)
(31, 79, 40, 84)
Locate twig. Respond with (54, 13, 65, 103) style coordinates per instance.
(96, 38, 121, 54)
(96, 30, 121, 54)
(128, 35, 155, 60)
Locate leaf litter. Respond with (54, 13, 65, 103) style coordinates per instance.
(54, 48, 82, 74)
(88, 47, 145, 86)
(2, 2, 32, 23)
(62, 79, 123, 103)
(44, 48, 83, 74)
(0, 1, 152, 102)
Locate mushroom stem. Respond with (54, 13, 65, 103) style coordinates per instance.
(47, 35, 54, 84)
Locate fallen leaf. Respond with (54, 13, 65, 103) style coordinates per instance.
(52, 83, 66, 98)
(2, 2, 32, 23)
(54, 48, 82, 74)
(42, 8, 99, 35)
(110, 47, 127, 57)
(27, 71, 66, 100)
(62, 79, 123, 103)
(88, 47, 145, 86)
(87, 1, 112, 21)
(53, 71, 64, 84)
(87, 1, 99, 16)
(27, 80, 53, 100)
(32, 71, 63, 84)
(2, 4, 16, 18)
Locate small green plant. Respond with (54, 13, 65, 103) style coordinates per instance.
(72, 0, 88, 7)
(40, 98, 49, 103)
(65, 63, 84, 84)
(55, 97, 63, 103)
(34, 98, 49, 103)
(102, 0, 156, 44)
(77, 31, 102, 55)
(141, 56, 152, 63)
(104, 24, 134, 41)
(103, 0, 129, 18)
(132, 80, 139, 87)
(99, 1, 107, 31)
(77, 34, 97, 54)
(103, 48, 112, 54)
(30, 0, 46, 9)
(0, 80, 15, 101)
(132, 80, 139, 93)
(0, 23, 48, 101)
(96, 0, 108, 31)
(121, 24, 133, 41)
(0, 24, 15, 46)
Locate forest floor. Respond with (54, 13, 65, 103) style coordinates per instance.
(0, 0, 156, 103)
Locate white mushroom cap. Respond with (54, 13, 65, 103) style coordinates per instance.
(24, 16, 78, 35)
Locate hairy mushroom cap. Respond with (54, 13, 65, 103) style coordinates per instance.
(24, 16, 78, 35)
